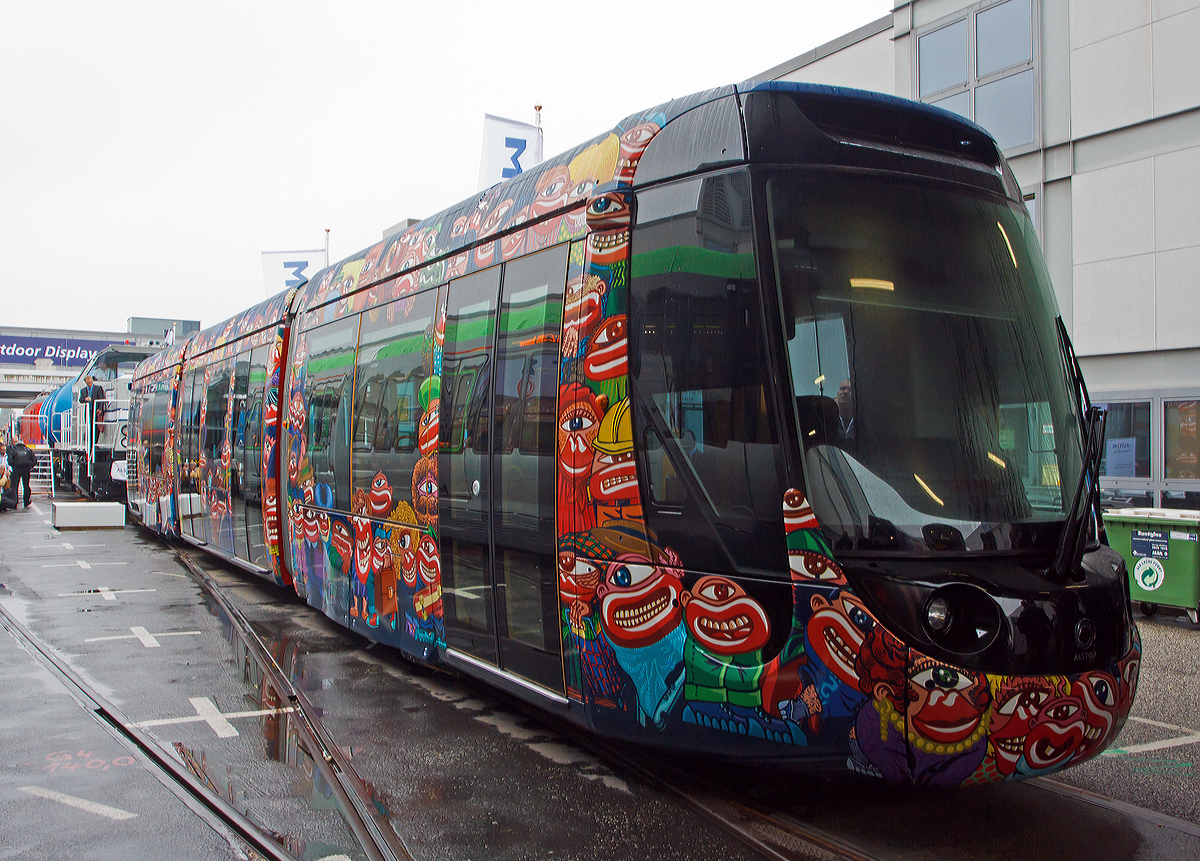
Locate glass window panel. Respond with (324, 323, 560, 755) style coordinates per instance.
(919, 19, 968, 96)
(1162, 490, 1200, 511)
(351, 289, 439, 517)
(303, 316, 360, 511)
(1102, 488, 1154, 509)
(1164, 400, 1198, 480)
(974, 68, 1035, 150)
(977, 0, 1032, 78)
(930, 90, 971, 121)
(245, 344, 270, 567)
(1097, 401, 1151, 478)
(204, 359, 234, 553)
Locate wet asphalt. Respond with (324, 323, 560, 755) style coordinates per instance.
(2, 495, 1200, 860)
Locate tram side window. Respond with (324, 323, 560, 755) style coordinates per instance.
(301, 316, 360, 511)
(350, 289, 438, 509)
(630, 170, 787, 573)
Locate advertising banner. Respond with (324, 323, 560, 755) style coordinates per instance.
(261, 250, 326, 298)
(477, 114, 543, 192)
(0, 336, 126, 368)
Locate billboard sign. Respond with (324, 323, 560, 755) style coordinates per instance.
(0, 336, 127, 368)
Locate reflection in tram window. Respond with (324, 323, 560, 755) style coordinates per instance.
(766, 171, 1083, 551)
(351, 289, 438, 512)
(631, 170, 787, 573)
(301, 316, 360, 512)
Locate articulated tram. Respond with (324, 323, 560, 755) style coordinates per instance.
(128, 81, 1139, 785)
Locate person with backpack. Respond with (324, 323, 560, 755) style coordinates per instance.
(0, 442, 16, 512)
(5, 439, 35, 508)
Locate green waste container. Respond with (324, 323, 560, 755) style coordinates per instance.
(1104, 508, 1200, 624)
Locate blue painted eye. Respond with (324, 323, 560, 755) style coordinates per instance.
(613, 566, 632, 588)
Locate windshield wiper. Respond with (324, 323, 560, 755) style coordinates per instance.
(1049, 317, 1107, 582)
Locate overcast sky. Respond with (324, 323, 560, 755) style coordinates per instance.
(2, 1, 892, 334)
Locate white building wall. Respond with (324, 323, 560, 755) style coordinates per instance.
(776, 30, 895, 92)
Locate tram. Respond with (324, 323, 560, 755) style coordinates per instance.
(128, 81, 1139, 786)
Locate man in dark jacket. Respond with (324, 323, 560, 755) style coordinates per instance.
(80, 375, 107, 443)
(5, 440, 35, 507)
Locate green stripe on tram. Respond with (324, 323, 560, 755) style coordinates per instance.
(631, 246, 756, 280)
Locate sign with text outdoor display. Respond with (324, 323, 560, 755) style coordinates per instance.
(0, 336, 128, 367)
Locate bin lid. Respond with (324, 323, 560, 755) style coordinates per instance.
(1103, 507, 1200, 526)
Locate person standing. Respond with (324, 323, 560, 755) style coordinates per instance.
(80, 375, 107, 444)
(5, 438, 35, 507)
(0, 442, 16, 511)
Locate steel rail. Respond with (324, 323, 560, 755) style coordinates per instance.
(0, 600, 296, 861)
(172, 546, 414, 861)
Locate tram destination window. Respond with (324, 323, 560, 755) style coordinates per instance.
(766, 169, 1082, 553)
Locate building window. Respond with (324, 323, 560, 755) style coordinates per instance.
(917, 0, 1036, 152)
(1164, 400, 1198, 481)
(1098, 401, 1151, 478)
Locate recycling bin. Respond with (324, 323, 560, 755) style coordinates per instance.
(1103, 508, 1200, 624)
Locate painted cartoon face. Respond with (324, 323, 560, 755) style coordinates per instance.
(616, 121, 659, 181)
(372, 527, 393, 573)
(301, 501, 320, 544)
(414, 534, 442, 620)
(329, 517, 354, 572)
(564, 177, 597, 234)
(531, 166, 572, 219)
(683, 575, 770, 656)
(397, 528, 420, 588)
(987, 676, 1062, 777)
(411, 454, 438, 527)
(807, 591, 875, 689)
(558, 550, 603, 604)
(585, 192, 632, 266)
(360, 242, 385, 286)
(450, 215, 469, 241)
(368, 471, 393, 517)
(596, 553, 684, 648)
(474, 238, 497, 269)
(1072, 671, 1121, 762)
(353, 516, 373, 580)
(562, 274, 606, 350)
(317, 509, 330, 543)
(1021, 691, 1088, 773)
(500, 207, 531, 260)
(783, 488, 819, 532)
(289, 391, 306, 431)
(418, 399, 440, 456)
(446, 251, 469, 280)
(557, 384, 605, 479)
(906, 658, 990, 747)
(584, 315, 627, 381)
(264, 491, 279, 543)
(590, 449, 638, 506)
(480, 197, 514, 239)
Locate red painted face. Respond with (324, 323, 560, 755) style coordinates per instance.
(372, 530, 392, 572)
(317, 509, 330, 543)
(360, 242, 385, 286)
(446, 252, 469, 280)
(398, 529, 419, 588)
(557, 384, 603, 480)
(331, 518, 354, 559)
(414, 534, 442, 620)
(289, 392, 306, 430)
(790, 550, 846, 585)
(597, 553, 683, 648)
(532, 166, 571, 219)
(585, 191, 632, 265)
(562, 274, 606, 350)
(906, 659, 990, 747)
(557, 550, 604, 605)
(353, 516, 373, 579)
(584, 315, 627, 381)
(1021, 692, 1088, 772)
(987, 677, 1061, 777)
(616, 122, 659, 181)
(807, 591, 875, 689)
(589, 449, 638, 506)
(500, 207, 531, 260)
(1072, 670, 1121, 762)
(368, 471, 393, 517)
(682, 575, 770, 656)
(418, 399, 439, 456)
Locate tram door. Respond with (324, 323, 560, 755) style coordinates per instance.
(440, 245, 567, 694)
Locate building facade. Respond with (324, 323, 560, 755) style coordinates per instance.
(763, 0, 1200, 508)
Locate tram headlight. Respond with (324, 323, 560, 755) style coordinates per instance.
(925, 595, 952, 634)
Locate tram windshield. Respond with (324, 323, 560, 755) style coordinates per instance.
(766, 171, 1084, 553)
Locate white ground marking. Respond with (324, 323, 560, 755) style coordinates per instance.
(131, 700, 294, 738)
(85, 628, 202, 646)
(18, 786, 137, 820)
(1103, 716, 1200, 756)
(56, 588, 157, 601)
(77, 561, 91, 569)
(29, 503, 45, 515)
(27, 543, 106, 550)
